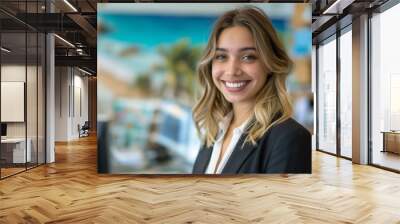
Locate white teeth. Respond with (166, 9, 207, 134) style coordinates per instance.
(225, 81, 247, 88)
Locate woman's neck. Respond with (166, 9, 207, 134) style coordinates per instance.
(231, 103, 254, 128)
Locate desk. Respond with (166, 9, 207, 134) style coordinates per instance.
(1, 138, 31, 163)
(381, 131, 400, 154)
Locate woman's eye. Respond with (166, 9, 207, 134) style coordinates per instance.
(242, 55, 257, 61)
(214, 54, 226, 61)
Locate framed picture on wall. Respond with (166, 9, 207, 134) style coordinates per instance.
(1, 81, 25, 122)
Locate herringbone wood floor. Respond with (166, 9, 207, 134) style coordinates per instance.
(1, 135, 400, 223)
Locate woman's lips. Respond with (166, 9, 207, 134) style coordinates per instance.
(222, 80, 251, 92)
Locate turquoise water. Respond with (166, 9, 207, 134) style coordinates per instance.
(98, 13, 288, 49)
(98, 14, 217, 49)
(98, 13, 289, 76)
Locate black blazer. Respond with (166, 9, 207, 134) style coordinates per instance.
(192, 118, 311, 174)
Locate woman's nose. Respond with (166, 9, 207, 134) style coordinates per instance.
(225, 59, 242, 76)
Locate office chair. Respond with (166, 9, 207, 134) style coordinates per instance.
(79, 121, 90, 138)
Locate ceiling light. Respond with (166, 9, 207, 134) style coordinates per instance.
(322, 0, 354, 15)
(78, 67, 93, 76)
(54, 34, 75, 48)
(1, 47, 11, 53)
(63, 0, 78, 12)
(323, 0, 341, 14)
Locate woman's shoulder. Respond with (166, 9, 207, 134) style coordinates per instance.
(268, 117, 311, 139)
(253, 117, 311, 155)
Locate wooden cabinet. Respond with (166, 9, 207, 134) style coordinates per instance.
(382, 132, 400, 154)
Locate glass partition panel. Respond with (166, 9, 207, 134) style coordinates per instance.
(339, 29, 352, 158)
(1, 31, 27, 178)
(27, 30, 38, 169)
(317, 37, 337, 154)
(0, 0, 46, 179)
(371, 4, 400, 171)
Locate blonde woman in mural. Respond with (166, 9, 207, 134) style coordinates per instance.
(192, 6, 311, 174)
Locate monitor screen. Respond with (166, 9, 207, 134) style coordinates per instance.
(1, 123, 7, 137)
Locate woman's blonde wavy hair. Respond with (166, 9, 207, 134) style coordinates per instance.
(193, 6, 293, 147)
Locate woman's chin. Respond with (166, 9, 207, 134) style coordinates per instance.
(223, 96, 248, 104)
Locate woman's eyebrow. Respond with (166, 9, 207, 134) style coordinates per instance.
(216, 47, 256, 52)
(239, 47, 256, 52)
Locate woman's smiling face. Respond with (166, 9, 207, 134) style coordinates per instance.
(211, 25, 268, 107)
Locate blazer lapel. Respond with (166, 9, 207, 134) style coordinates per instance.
(221, 134, 256, 174)
(192, 145, 213, 174)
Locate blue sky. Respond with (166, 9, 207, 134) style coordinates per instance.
(97, 6, 294, 83)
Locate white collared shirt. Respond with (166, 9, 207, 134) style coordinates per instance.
(205, 112, 250, 174)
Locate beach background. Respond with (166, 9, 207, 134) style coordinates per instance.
(97, 3, 312, 174)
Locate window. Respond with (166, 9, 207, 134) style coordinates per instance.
(317, 36, 337, 154)
(339, 28, 352, 158)
(371, 3, 400, 171)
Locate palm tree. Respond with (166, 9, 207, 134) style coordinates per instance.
(156, 39, 203, 101)
(134, 72, 152, 96)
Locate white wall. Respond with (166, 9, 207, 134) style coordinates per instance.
(55, 67, 69, 141)
(1, 65, 26, 81)
(73, 73, 89, 137)
(55, 67, 89, 141)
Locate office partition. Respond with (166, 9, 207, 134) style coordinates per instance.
(0, 0, 47, 179)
